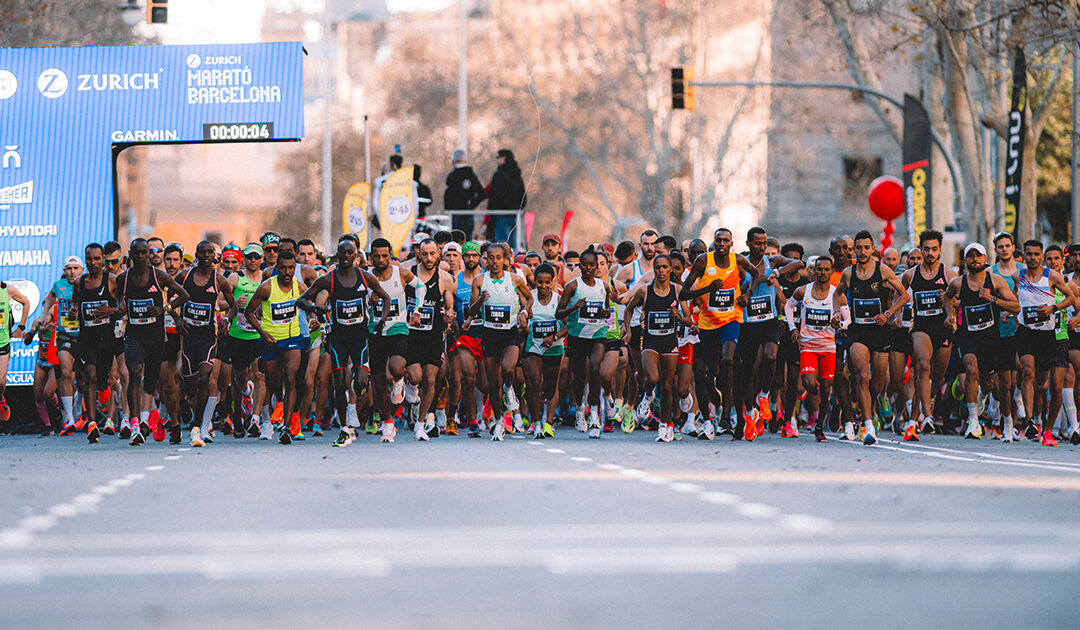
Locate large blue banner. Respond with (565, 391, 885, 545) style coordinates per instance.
(0, 43, 305, 385)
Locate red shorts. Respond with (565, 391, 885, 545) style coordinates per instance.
(451, 334, 483, 363)
(678, 343, 693, 366)
(799, 350, 835, 381)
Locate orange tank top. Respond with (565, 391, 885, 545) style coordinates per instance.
(696, 251, 742, 330)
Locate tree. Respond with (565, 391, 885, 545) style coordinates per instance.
(1, 0, 148, 47)
(819, 0, 1074, 242)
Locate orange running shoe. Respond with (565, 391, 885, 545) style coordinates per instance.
(0, 396, 10, 422)
(149, 409, 165, 441)
(903, 423, 920, 442)
(481, 397, 494, 422)
(74, 413, 87, 431)
(445, 419, 459, 436)
(289, 412, 301, 437)
(1041, 430, 1058, 447)
(272, 402, 285, 425)
(756, 392, 771, 422)
(744, 409, 759, 441)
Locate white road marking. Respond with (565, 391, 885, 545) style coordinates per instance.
(164, 455, 181, 460)
(570, 457, 592, 462)
(597, 463, 623, 470)
(545, 448, 565, 454)
(90, 485, 118, 495)
(125, 473, 146, 480)
(834, 436, 1080, 474)
(144, 465, 164, 471)
(736, 503, 782, 519)
(108, 478, 133, 487)
(668, 482, 703, 494)
(699, 492, 740, 505)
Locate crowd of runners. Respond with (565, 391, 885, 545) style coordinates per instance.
(3, 225, 1080, 449)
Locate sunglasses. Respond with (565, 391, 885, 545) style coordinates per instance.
(565, 262, 579, 269)
(149, 248, 163, 254)
(244, 253, 262, 259)
(105, 258, 120, 264)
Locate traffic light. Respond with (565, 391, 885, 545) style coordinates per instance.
(671, 66, 695, 110)
(147, 0, 167, 24)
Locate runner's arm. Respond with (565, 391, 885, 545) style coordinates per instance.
(990, 275, 1020, 314)
(297, 275, 331, 314)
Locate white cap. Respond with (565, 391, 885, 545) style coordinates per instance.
(442, 242, 461, 255)
(964, 243, 987, 258)
(64, 255, 83, 268)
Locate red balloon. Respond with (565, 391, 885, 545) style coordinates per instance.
(867, 176, 905, 222)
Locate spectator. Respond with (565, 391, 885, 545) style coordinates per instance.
(444, 149, 486, 239)
(486, 149, 527, 244)
(413, 165, 432, 218)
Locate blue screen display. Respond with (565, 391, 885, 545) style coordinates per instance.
(0, 42, 305, 384)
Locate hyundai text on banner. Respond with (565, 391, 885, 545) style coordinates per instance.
(0, 43, 305, 385)
(902, 94, 932, 247)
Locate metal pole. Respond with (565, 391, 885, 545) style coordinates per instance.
(364, 115, 370, 184)
(457, 0, 468, 152)
(690, 79, 965, 226)
(320, 1, 333, 250)
(1072, 42, 1079, 241)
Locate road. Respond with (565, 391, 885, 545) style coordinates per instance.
(1, 427, 1078, 629)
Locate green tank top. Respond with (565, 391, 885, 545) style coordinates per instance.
(566, 277, 609, 339)
(0, 285, 10, 347)
(261, 276, 300, 341)
(605, 279, 621, 340)
(229, 271, 262, 340)
(1055, 289, 1068, 341)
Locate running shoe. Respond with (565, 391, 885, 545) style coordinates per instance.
(414, 417, 429, 441)
(365, 418, 379, 434)
(504, 385, 520, 412)
(620, 404, 635, 433)
(841, 421, 856, 441)
(435, 408, 448, 430)
(391, 378, 406, 405)
(204, 428, 215, 443)
(814, 425, 827, 442)
(119, 419, 132, 440)
(920, 417, 936, 435)
(129, 428, 145, 446)
(1024, 419, 1041, 441)
(279, 426, 292, 444)
(312, 419, 324, 437)
(95, 390, 109, 419)
(587, 407, 601, 439)
(446, 418, 460, 436)
(191, 425, 205, 447)
(241, 381, 254, 417)
(903, 421, 920, 442)
(679, 393, 693, 414)
(74, 413, 87, 431)
(102, 419, 116, 436)
(656, 424, 674, 443)
(169, 424, 182, 444)
(963, 418, 983, 440)
(744, 409, 759, 442)
(543, 421, 555, 438)
(247, 419, 261, 438)
(780, 420, 798, 438)
(0, 397, 9, 422)
(380, 421, 396, 443)
(492, 413, 508, 441)
(271, 402, 284, 425)
(636, 393, 654, 421)
(756, 392, 771, 422)
(698, 419, 715, 440)
(1071, 429, 1080, 446)
(862, 419, 877, 445)
(1041, 430, 1058, 447)
(86, 421, 100, 444)
(259, 419, 273, 440)
(426, 414, 440, 438)
(467, 422, 481, 438)
(149, 410, 165, 441)
(60, 420, 76, 436)
(532, 421, 545, 439)
(332, 428, 354, 447)
(681, 414, 698, 438)
(875, 393, 893, 422)
(510, 413, 523, 433)
(575, 406, 588, 432)
(403, 381, 420, 405)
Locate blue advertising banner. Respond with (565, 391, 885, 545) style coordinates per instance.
(0, 42, 305, 385)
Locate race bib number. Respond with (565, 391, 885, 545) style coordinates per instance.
(270, 300, 297, 324)
(182, 301, 213, 327)
(372, 298, 399, 320)
(803, 307, 831, 331)
(914, 290, 944, 317)
(532, 319, 557, 339)
(128, 298, 156, 325)
(1022, 305, 1051, 328)
(852, 298, 882, 325)
(484, 304, 512, 329)
(964, 303, 994, 332)
(59, 298, 79, 332)
(744, 294, 775, 323)
(81, 301, 109, 327)
(581, 300, 608, 324)
(334, 298, 365, 326)
(708, 288, 735, 313)
(236, 312, 256, 332)
(409, 306, 434, 331)
(645, 310, 675, 336)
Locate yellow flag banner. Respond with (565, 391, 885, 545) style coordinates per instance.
(378, 166, 416, 255)
(342, 182, 371, 248)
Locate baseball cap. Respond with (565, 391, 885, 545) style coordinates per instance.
(182, 253, 194, 263)
(412, 233, 426, 246)
(64, 255, 83, 269)
(1066, 243, 1080, 256)
(222, 248, 242, 263)
(462, 241, 480, 254)
(964, 242, 987, 258)
(242, 243, 264, 256)
(542, 233, 561, 245)
(442, 242, 461, 255)
(261, 232, 281, 248)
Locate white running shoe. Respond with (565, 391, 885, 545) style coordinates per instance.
(532, 422, 545, 439)
(435, 408, 447, 429)
(259, 417, 273, 440)
(403, 382, 420, 405)
(492, 414, 507, 441)
(587, 407, 601, 439)
(681, 414, 698, 438)
(656, 424, 674, 442)
(603, 395, 618, 420)
(381, 421, 397, 443)
(414, 418, 429, 441)
(636, 393, 654, 420)
(698, 420, 716, 440)
(679, 394, 693, 414)
(513, 413, 524, 433)
(575, 406, 587, 432)
(920, 417, 935, 435)
(964, 417, 983, 439)
(190, 425, 205, 448)
(843, 422, 857, 441)
(346, 405, 360, 429)
(391, 379, 406, 405)
(503, 385, 520, 412)
(862, 419, 877, 445)
(423, 412, 436, 435)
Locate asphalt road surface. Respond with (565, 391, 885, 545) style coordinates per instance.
(1, 427, 1078, 629)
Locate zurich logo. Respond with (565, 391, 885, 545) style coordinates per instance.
(37, 68, 68, 98)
